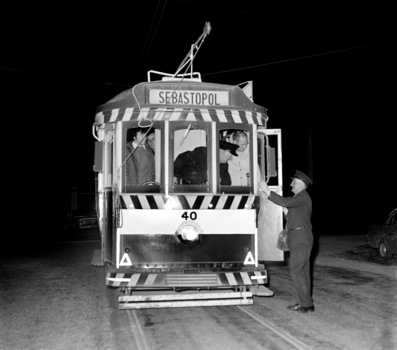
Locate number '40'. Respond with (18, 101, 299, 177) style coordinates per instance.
(181, 212, 197, 220)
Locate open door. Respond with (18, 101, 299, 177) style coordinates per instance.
(257, 129, 284, 262)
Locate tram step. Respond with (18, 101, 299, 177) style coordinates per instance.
(118, 291, 253, 309)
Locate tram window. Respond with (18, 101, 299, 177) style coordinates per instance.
(258, 133, 279, 186)
(220, 129, 252, 188)
(104, 130, 113, 188)
(257, 135, 266, 182)
(172, 126, 209, 188)
(123, 125, 161, 193)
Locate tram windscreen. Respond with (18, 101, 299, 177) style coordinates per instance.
(173, 127, 208, 185)
(220, 129, 253, 188)
(123, 126, 161, 192)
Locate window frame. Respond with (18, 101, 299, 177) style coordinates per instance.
(218, 125, 253, 194)
(169, 121, 213, 194)
(120, 121, 164, 194)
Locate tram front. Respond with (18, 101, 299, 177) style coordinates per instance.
(92, 74, 283, 309)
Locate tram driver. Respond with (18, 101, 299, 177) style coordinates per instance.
(173, 141, 239, 185)
(126, 127, 155, 185)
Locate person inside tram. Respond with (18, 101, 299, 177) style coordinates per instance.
(126, 127, 155, 185)
(146, 128, 155, 154)
(173, 140, 239, 185)
(228, 130, 251, 186)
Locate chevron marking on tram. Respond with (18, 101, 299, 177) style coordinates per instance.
(97, 107, 267, 126)
(119, 195, 257, 210)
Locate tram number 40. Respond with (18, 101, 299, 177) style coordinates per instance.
(181, 211, 197, 220)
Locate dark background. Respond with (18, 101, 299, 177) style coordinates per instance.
(2, 1, 394, 239)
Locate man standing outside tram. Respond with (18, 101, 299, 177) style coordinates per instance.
(259, 170, 314, 313)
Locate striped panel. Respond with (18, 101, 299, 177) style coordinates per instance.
(96, 107, 267, 125)
(106, 271, 267, 287)
(119, 194, 258, 210)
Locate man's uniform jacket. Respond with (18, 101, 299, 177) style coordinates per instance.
(268, 190, 313, 247)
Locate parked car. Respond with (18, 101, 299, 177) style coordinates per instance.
(65, 210, 98, 231)
(367, 208, 397, 259)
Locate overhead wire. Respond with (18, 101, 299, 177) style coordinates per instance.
(203, 41, 391, 77)
(137, 0, 162, 70)
(98, 40, 391, 88)
(137, 0, 168, 73)
(0, 66, 28, 73)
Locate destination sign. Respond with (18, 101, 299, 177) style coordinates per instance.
(149, 89, 229, 106)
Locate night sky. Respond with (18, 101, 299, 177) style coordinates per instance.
(2, 1, 394, 237)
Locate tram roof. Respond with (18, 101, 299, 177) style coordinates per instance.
(95, 80, 268, 126)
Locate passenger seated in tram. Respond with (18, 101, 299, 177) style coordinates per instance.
(173, 141, 239, 185)
(126, 127, 155, 185)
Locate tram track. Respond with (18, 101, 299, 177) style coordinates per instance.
(126, 306, 314, 350)
(236, 306, 313, 350)
(126, 310, 151, 350)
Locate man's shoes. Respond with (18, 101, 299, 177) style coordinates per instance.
(287, 304, 315, 313)
(294, 305, 315, 313)
(287, 304, 300, 310)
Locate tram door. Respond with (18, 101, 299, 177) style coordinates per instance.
(257, 129, 284, 262)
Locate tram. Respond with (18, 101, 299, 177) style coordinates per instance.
(92, 23, 284, 309)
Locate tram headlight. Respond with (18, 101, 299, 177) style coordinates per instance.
(181, 225, 199, 241)
(177, 221, 201, 242)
